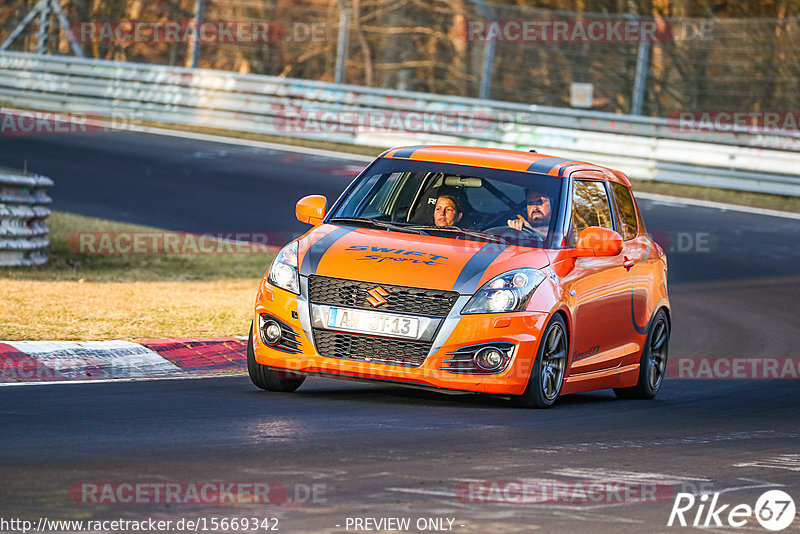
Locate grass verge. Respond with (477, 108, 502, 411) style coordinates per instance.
(0, 212, 274, 340)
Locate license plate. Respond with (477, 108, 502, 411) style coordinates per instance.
(327, 307, 420, 339)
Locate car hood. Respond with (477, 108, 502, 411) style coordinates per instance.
(296, 224, 551, 294)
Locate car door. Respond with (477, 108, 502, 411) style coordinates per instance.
(609, 181, 652, 347)
(560, 176, 636, 375)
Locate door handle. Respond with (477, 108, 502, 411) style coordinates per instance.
(623, 256, 635, 271)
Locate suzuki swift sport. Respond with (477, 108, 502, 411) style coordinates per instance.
(248, 145, 670, 407)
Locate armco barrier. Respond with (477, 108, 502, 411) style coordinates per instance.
(0, 167, 52, 266)
(1, 51, 799, 196)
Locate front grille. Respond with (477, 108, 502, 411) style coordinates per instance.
(312, 328, 431, 367)
(308, 275, 459, 317)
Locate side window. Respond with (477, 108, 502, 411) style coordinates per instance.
(610, 182, 639, 240)
(571, 180, 614, 242)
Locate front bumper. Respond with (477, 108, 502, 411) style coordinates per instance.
(253, 279, 549, 395)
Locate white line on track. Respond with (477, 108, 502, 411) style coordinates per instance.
(129, 124, 375, 162)
(734, 454, 800, 472)
(548, 467, 711, 483)
(715, 479, 786, 494)
(79, 118, 800, 222)
(636, 191, 800, 220)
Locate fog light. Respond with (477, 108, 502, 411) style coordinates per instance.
(474, 347, 504, 371)
(263, 320, 282, 344)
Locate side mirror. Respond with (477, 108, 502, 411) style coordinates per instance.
(570, 227, 623, 257)
(296, 195, 327, 225)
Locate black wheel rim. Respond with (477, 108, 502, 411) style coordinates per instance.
(541, 323, 567, 401)
(648, 317, 669, 390)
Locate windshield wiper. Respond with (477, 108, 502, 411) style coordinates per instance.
(407, 225, 506, 244)
(328, 217, 429, 235)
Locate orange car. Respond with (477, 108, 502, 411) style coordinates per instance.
(248, 145, 670, 407)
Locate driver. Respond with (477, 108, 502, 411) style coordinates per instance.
(433, 194, 463, 227)
(507, 189, 551, 235)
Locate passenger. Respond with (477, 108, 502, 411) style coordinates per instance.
(507, 189, 551, 235)
(433, 194, 463, 227)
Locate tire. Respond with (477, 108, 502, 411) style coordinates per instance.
(516, 314, 568, 408)
(247, 322, 306, 392)
(614, 309, 669, 400)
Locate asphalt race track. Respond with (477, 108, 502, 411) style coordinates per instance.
(1, 131, 799, 533)
(0, 130, 362, 235)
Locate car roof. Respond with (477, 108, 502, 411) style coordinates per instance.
(379, 145, 631, 187)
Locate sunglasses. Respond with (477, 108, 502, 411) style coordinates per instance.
(527, 197, 549, 206)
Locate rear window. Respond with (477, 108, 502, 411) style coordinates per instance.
(610, 182, 639, 240)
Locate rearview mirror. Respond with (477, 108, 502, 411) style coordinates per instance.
(444, 176, 482, 187)
(570, 227, 623, 257)
(296, 195, 327, 225)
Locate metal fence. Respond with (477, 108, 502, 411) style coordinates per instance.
(1, 0, 798, 117)
(0, 167, 52, 267)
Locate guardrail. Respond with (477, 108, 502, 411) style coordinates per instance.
(1, 51, 799, 196)
(0, 167, 52, 267)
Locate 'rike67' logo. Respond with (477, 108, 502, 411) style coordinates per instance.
(668, 490, 795, 531)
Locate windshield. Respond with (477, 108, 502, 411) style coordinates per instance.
(327, 158, 563, 248)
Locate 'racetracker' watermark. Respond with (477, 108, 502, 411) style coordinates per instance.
(71, 21, 325, 43)
(459, 19, 673, 42)
(668, 110, 800, 135)
(457, 480, 674, 504)
(1, 356, 101, 381)
(69, 481, 327, 506)
(0, 110, 102, 135)
(648, 231, 715, 254)
(0, 517, 280, 533)
(71, 482, 286, 505)
(67, 232, 290, 255)
(667, 357, 800, 380)
(272, 110, 490, 135)
(0, 109, 153, 135)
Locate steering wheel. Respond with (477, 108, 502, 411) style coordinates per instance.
(483, 225, 546, 246)
(484, 213, 508, 228)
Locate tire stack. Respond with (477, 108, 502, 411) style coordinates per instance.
(0, 167, 53, 266)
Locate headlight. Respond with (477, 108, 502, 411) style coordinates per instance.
(267, 241, 299, 294)
(462, 268, 546, 314)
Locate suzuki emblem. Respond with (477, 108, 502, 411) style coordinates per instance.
(366, 286, 389, 307)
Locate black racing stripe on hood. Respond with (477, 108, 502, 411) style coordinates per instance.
(299, 226, 354, 276)
(452, 243, 509, 294)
